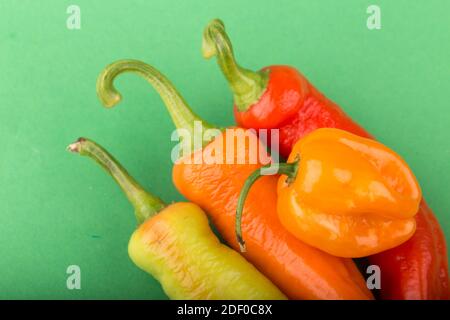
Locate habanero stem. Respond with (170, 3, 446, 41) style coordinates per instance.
(235, 160, 299, 252)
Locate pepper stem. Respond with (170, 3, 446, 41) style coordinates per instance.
(68, 138, 165, 224)
(235, 161, 299, 252)
(96, 59, 218, 152)
(202, 19, 269, 112)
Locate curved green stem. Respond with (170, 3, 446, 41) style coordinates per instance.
(97, 59, 218, 151)
(202, 19, 269, 112)
(68, 137, 165, 224)
(235, 161, 299, 252)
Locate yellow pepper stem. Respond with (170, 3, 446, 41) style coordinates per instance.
(235, 161, 299, 252)
(67, 138, 165, 224)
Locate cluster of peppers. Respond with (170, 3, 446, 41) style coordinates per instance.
(69, 19, 449, 300)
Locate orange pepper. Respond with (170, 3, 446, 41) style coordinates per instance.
(237, 128, 422, 258)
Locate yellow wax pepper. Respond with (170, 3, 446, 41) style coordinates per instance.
(69, 137, 286, 300)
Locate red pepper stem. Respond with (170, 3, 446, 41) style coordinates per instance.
(236, 161, 299, 252)
(96, 60, 218, 152)
(202, 19, 269, 112)
(67, 138, 165, 225)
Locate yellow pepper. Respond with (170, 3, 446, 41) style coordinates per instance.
(237, 128, 421, 258)
(69, 137, 286, 300)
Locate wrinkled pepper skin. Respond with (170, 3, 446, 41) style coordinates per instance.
(277, 128, 421, 257)
(71, 137, 286, 300)
(173, 129, 373, 300)
(129, 202, 286, 300)
(203, 19, 449, 299)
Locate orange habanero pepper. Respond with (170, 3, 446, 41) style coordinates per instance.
(237, 128, 422, 258)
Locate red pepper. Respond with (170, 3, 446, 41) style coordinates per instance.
(369, 201, 449, 299)
(202, 19, 449, 299)
(235, 65, 371, 158)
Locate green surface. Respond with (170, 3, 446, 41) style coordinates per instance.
(0, 0, 449, 299)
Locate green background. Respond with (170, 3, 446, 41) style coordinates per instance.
(0, 0, 449, 299)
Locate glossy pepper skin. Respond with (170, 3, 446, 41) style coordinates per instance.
(69, 138, 286, 300)
(96, 60, 373, 300)
(369, 201, 450, 299)
(278, 128, 421, 257)
(234, 66, 370, 159)
(236, 128, 420, 257)
(203, 19, 449, 299)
